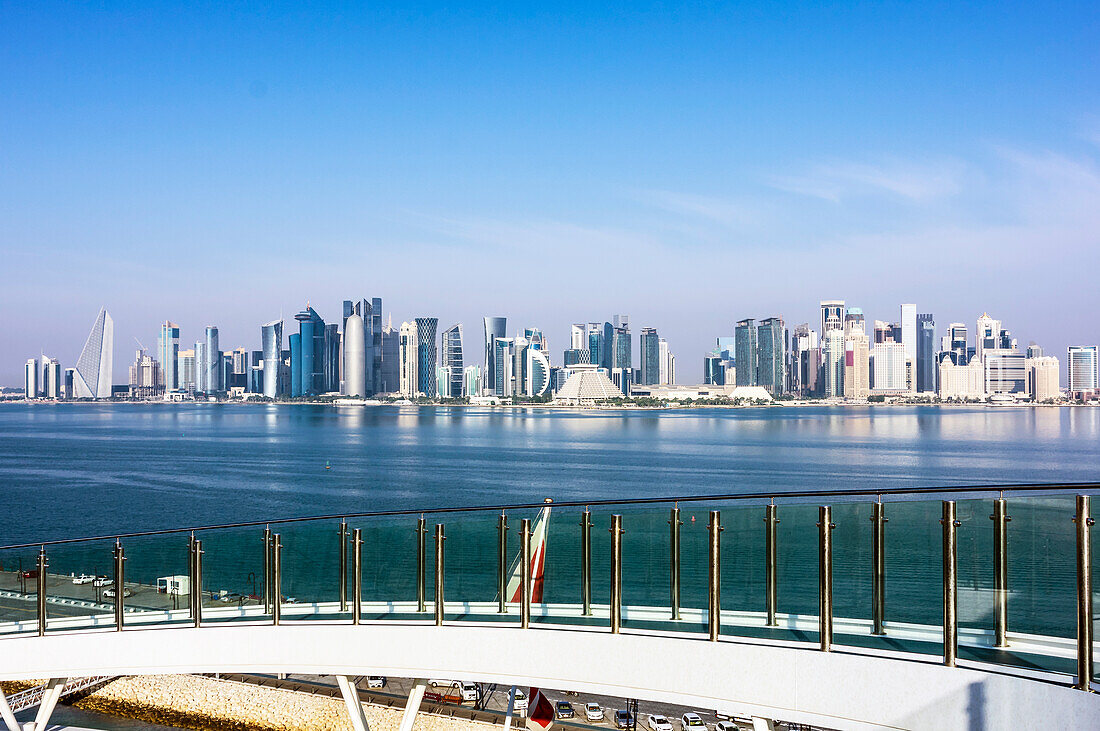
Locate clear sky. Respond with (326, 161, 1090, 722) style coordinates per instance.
(2, 1, 1098, 385)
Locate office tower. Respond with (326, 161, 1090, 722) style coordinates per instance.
(938, 357, 986, 400)
(820, 300, 845, 337)
(261, 321, 283, 398)
(129, 349, 161, 399)
(464, 365, 481, 398)
(974, 313, 1015, 362)
(916, 314, 935, 393)
(342, 312, 367, 397)
(399, 321, 419, 397)
(639, 328, 660, 386)
(789, 324, 817, 395)
(822, 329, 845, 397)
(985, 352, 1027, 395)
(703, 353, 724, 385)
(342, 299, 372, 395)
(25, 358, 38, 398)
(943, 323, 968, 365)
(288, 333, 301, 396)
(527, 347, 551, 396)
(157, 321, 180, 391)
(611, 322, 630, 372)
(483, 317, 507, 395)
(512, 334, 529, 395)
(843, 320, 870, 398)
(871, 341, 908, 392)
(757, 317, 785, 395)
(1026, 344, 1043, 359)
(324, 323, 340, 392)
(203, 326, 221, 392)
(494, 337, 515, 396)
(194, 342, 207, 392)
(73, 308, 114, 399)
(613, 314, 629, 330)
(658, 339, 672, 385)
(570, 324, 587, 350)
(735, 319, 757, 386)
(442, 324, 464, 398)
(1067, 346, 1099, 393)
(43, 358, 61, 399)
(414, 317, 438, 398)
(601, 322, 615, 370)
(249, 350, 264, 393)
(586, 323, 603, 369)
(220, 352, 234, 392)
(292, 305, 326, 396)
(1027, 355, 1060, 402)
(63, 368, 76, 399)
(563, 348, 590, 366)
(179, 349, 196, 392)
(900, 304, 917, 362)
(232, 347, 249, 376)
(381, 322, 400, 394)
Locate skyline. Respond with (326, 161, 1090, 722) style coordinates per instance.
(3, 2, 1100, 384)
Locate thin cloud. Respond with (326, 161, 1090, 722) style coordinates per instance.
(770, 158, 968, 202)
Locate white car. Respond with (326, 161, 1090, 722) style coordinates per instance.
(512, 689, 528, 711)
(366, 676, 386, 688)
(71, 574, 95, 585)
(681, 713, 707, 730)
(648, 714, 674, 730)
(92, 576, 112, 587)
(585, 703, 604, 722)
(715, 722, 738, 731)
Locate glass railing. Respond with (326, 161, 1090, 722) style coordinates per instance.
(0, 483, 1096, 691)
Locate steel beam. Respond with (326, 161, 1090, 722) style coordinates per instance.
(399, 680, 428, 731)
(336, 675, 370, 731)
(33, 678, 67, 731)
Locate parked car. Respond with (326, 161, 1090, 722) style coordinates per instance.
(585, 703, 604, 722)
(71, 574, 95, 584)
(428, 680, 478, 703)
(555, 701, 576, 719)
(512, 689, 528, 711)
(715, 722, 738, 731)
(102, 586, 132, 598)
(93, 575, 112, 587)
(20, 570, 38, 580)
(648, 714, 674, 730)
(681, 713, 707, 730)
(615, 709, 636, 728)
(366, 676, 386, 688)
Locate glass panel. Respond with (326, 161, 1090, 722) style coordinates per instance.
(883, 499, 942, 657)
(354, 514, 421, 619)
(41, 539, 115, 633)
(719, 502, 766, 629)
(832, 501, 872, 646)
(535, 505, 612, 628)
(774, 502, 820, 644)
(196, 525, 269, 624)
(440, 509, 506, 622)
(279, 519, 343, 618)
(620, 503, 680, 632)
(0, 546, 49, 635)
(115, 534, 192, 629)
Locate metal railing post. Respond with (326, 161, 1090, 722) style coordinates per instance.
(497, 512, 509, 613)
(190, 535, 204, 628)
(434, 524, 445, 626)
(610, 515, 623, 633)
(942, 501, 959, 667)
(991, 497, 1010, 648)
(708, 510, 723, 641)
(113, 540, 125, 631)
(416, 516, 427, 613)
(339, 519, 349, 612)
(262, 527, 272, 614)
(818, 506, 834, 652)
(352, 528, 362, 626)
(669, 506, 682, 620)
(1076, 494, 1094, 690)
(581, 509, 593, 616)
(36, 547, 47, 636)
(520, 518, 532, 628)
(271, 533, 282, 626)
(871, 500, 887, 635)
(765, 503, 778, 627)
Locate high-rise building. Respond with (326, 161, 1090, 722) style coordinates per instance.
(844, 308, 865, 336)
(639, 328, 660, 386)
(1028, 355, 1060, 402)
(944, 323, 968, 365)
(494, 337, 514, 396)
(612, 323, 631, 373)
(195, 342, 207, 392)
(916, 314, 935, 393)
(464, 365, 481, 398)
(380, 321, 400, 394)
(261, 321, 283, 399)
(820, 300, 845, 337)
(975, 313, 1001, 362)
(342, 313, 367, 397)
(938, 356, 986, 400)
(822, 329, 845, 397)
(843, 320, 870, 399)
(43, 358, 61, 399)
(158, 321, 180, 391)
(735, 319, 757, 386)
(1026, 343, 1043, 359)
(342, 299, 373, 395)
(871, 342, 908, 392)
(570, 324, 587, 351)
(441, 324, 464, 398)
(757, 317, 785, 395)
(601, 322, 615, 370)
(292, 306, 326, 396)
(129, 349, 161, 399)
(985, 352, 1027, 396)
(24, 358, 38, 399)
(483, 317, 507, 395)
(900, 304, 917, 363)
(370, 298, 383, 394)
(791, 324, 818, 396)
(63, 368, 76, 399)
(204, 326, 221, 393)
(587, 323, 604, 370)
(658, 339, 674, 385)
(399, 321, 419, 397)
(563, 348, 590, 366)
(703, 353, 725, 385)
(415, 317, 439, 398)
(73, 308, 114, 399)
(179, 349, 196, 392)
(527, 347, 551, 396)
(1067, 346, 1099, 393)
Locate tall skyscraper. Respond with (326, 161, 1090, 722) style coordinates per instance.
(526, 347, 551, 396)
(129, 349, 161, 399)
(342, 299, 373, 395)
(735, 319, 757, 386)
(483, 317, 507, 395)
(820, 300, 845, 337)
(415, 317, 439, 398)
(843, 320, 870, 398)
(900, 304, 917, 362)
(944, 323, 968, 365)
(399, 321, 419, 397)
(611, 322, 630, 372)
(441, 324, 464, 397)
(1067, 346, 1099, 393)
(43, 358, 61, 399)
(381, 321, 400, 394)
(24, 358, 38, 399)
(639, 328, 660, 386)
(287, 333, 301, 397)
(158, 321, 180, 392)
(822, 328, 845, 397)
(587, 322, 603, 369)
(570, 324, 587, 351)
(183, 347, 199, 391)
(757, 317, 785, 395)
(293, 305, 326, 396)
(73, 307, 114, 399)
(494, 337, 514, 396)
(204, 326, 221, 393)
(658, 339, 675, 385)
(371, 297, 384, 395)
(791, 324, 818, 396)
(342, 312, 367, 397)
(916, 314, 935, 393)
(261, 320, 283, 399)
(601, 322, 614, 370)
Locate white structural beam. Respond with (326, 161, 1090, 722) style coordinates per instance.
(335, 675, 370, 731)
(0, 688, 19, 731)
(502, 685, 517, 731)
(398, 679, 427, 731)
(31, 678, 67, 731)
(0, 624, 1097, 730)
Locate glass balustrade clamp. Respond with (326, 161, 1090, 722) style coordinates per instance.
(818, 506, 834, 652)
(871, 499, 887, 635)
(941, 501, 960, 667)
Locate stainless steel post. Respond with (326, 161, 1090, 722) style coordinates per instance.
(36, 547, 47, 636)
(434, 524, 446, 626)
(708, 511, 723, 642)
(991, 498, 1010, 647)
(871, 500, 887, 635)
(1076, 495, 1094, 690)
(193, 539, 203, 628)
(520, 518, 532, 628)
(669, 507, 682, 620)
(581, 509, 593, 616)
(498, 512, 509, 613)
(942, 501, 959, 667)
(262, 527, 272, 614)
(339, 519, 349, 612)
(416, 516, 427, 613)
(818, 506, 834, 652)
(352, 528, 362, 626)
(113, 540, 125, 631)
(765, 504, 778, 627)
(610, 515, 623, 633)
(271, 534, 282, 626)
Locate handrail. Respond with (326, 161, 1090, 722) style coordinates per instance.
(1, 480, 1098, 551)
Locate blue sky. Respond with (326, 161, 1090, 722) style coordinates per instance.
(2, 1, 1098, 384)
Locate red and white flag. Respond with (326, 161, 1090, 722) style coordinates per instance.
(504, 505, 551, 604)
(525, 687, 555, 730)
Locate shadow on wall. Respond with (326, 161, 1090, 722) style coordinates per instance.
(968, 681, 985, 731)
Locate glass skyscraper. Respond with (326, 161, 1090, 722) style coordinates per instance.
(415, 317, 439, 398)
(158, 321, 180, 392)
(261, 320, 283, 398)
(442, 323, 464, 397)
(204, 326, 221, 393)
(916, 314, 935, 393)
(735, 319, 757, 387)
(293, 306, 326, 396)
(757, 317, 785, 394)
(483, 317, 506, 395)
(639, 328, 660, 385)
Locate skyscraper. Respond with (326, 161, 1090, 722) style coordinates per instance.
(526, 347, 551, 396)
(442, 324, 464, 398)
(24, 358, 38, 399)
(399, 321, 419, 397)
(1067, 346, 1099, 393)
(916, 314, 935, 393)
(371, 297, 384, 395)
(43, 358, 61, 399)
(587, 323, 603, 369)
(843, 319, 870, 399)
(342, 313, 367, 397)
(658, 339, 675, 385)
(293, 305, 326, 396)
(735, 319, 757, 386)
(822, 328, 845, 397)
(639, 328, 660, 386)
(204, 326, 221, 393)
(415, 317, 439, 398)
(194, 342, 207, 392)
(820, 300, 845, 338)
(73, 307, 114, 399)
(483, 317, 507, 395)
(757, 317, 785, 395)
(261, 320, 283, 399)
(342, 299, 372, 395)
(570, 324, 587, 350)
(900, 304, 917, 362)
(494, 337, 514, 396)
(158, 321, 180, 392)
(381, 321, 400, 394)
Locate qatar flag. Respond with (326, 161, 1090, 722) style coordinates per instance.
(525, 687, 555, 730)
